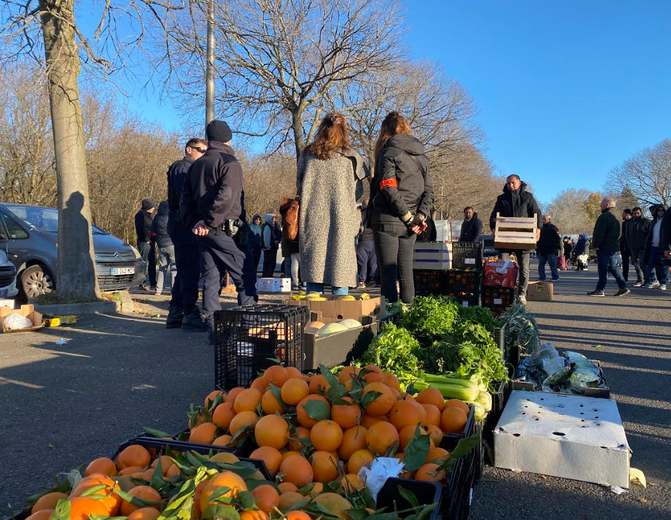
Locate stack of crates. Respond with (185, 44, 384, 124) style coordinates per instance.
(412, 241, 452, 297)
(482, 260, 518, 314)
(445, 242, 483, 306)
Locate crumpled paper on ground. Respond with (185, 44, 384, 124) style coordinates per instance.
(358, 457, 404, 501)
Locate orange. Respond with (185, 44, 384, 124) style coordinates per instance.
(308, 482, 324, 497)
(426, 424, 443, 446)
(382, 372, 401, 390)
(296, 394, 330, 428)
(226, 387, 245, 401)
(250, 377, 267, 392)
(240, 512, 269, 520)
(261, 389, 286, 415)
(278, 492, 305, 512)
(118, 466, 143, 476)
(249, 446, 283, 477)
(416, 388, 445, 411)
(389, 400, 422, 431)
(192, 480, 209, 519)
(287, 425, 311, 451)
(204, 390, 226, 408)
(263, 365, 289, 388)
(281, 378, 310, 405)
(189, 422, 217, 444)
(252, 484, 280, 513)
(26, 511, 53, 520)
(360, 414, 388, 429)
(398, 424, 428, 451)
(331, 397, 362, 429)
(281, 451, 301, 463)
(308, 374, 331, 395)
(116, 445, 151, 470)
(444, 399, 470, 416)
(311, 494, 352, 519)
(337, 366, 359, 384)
(441, 407, 468, 434)
(212, 434, 232, 446)
(212, 401, 237, 431)
(69, 497, 110, 520)
(311, 451, 339, 483)
(233, 388, 262, 413)
(408, 398, 427, 425)
(165, 465, 180, 478)
(361, 365, 384, 383)
(421, 404, 441, 427)
(229, 410, 258, 435)
(277, 482, 298, 494)
(119, 485, 162, 516)
(366, 421, 399, 455)
(255, 414, 289, 449)
(340, 474, 364, 493)
(361, 382, 395, 416)
(338, 426, 368, 461)
(127, 508, 161, 520)
(70, 475, 121, 515)
(426, 447, 450, 464)
(347, 449, 374, 475)
(285, 512, 312, 520)
(415, 463, 446, 482)
(310, 420, 343, 452)
(280, 454, 314, 487)
(200, 471, 247, 513)
(31, 492, 67, 514)
(85, 457, 117, 477)
(150, 456, 176, 476)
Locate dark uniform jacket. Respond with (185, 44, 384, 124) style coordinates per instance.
(592, 208, 620, 252)
(537, 222, 561, 255)
(180, 142, 244, 231)
(134, 209, 153, 243)
(151, 201, 173, 248)
(167, 156, 194, 218)
(459, 214, 483, 242)
(489, 182, 542, 230)
(626, 216, 650, 251)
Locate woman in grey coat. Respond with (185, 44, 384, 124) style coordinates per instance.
(297, 113, 367, 295)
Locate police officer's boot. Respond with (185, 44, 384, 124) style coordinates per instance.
(165, 305, 184, 329)
(182, 307, 209, 332)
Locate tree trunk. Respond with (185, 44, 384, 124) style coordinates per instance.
(39, 0, 100, 300)
(292, 109, 306, 160)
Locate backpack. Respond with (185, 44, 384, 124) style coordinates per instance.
(280, 198, 299, 241)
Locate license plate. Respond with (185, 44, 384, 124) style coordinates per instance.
(111, 267, 135, 275)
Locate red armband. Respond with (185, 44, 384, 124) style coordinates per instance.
(380, 178, 398, 190)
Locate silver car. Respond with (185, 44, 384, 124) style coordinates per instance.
(0, 203, 146, 298)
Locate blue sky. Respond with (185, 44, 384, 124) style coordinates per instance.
(121, 0, 671, 205)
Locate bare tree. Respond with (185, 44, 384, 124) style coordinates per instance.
(608, 139, 671, 207)
(545, 188, 594, 235)
(170, 0, 405, 158)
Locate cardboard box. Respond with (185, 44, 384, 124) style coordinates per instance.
(526, 281, 554, 301)
(0, 304, 43, 333)
(257, 277, 291, 293)
(494, 391, 631, 488)
(484, 260, 518, 288)
(413, 242, 452, 270)
(284, 295, 384, 324)
(303, 322, 378, 370)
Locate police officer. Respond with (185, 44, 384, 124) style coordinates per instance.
(180, 120, 258, 338)
(165, 138, 208, 329)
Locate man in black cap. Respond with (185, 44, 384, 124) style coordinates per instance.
(165, 138, 208, 329)
(181, 120, 258, 337)
(135, 198, 156, 290)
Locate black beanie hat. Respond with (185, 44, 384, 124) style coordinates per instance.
(142, 198, 155, 211)
(206, 120, 233, 143)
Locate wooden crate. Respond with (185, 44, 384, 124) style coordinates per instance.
(494, 213, 538, 250)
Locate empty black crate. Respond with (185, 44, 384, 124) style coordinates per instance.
(452, 242, 483, 270)
(445, 269, 480, 294)
(414, 269, 447, 297)
(378, 478, 441, 520)
(214, 304, 309, 390)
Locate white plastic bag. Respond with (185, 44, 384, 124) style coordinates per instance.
(358, 457, 404, 501)
(4, 313, 33, 330)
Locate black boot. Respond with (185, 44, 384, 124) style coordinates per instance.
(182, 308, 209, 332)
(165, 305, 184, 329)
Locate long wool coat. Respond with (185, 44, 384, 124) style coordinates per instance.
(297, 149, 367, 288)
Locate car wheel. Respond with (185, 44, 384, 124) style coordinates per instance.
(21, 265, 54, 299)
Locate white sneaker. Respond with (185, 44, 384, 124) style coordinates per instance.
(660, 284, 667, 291)
(647, 281, 661, 289)
(518, 295, 527, 305)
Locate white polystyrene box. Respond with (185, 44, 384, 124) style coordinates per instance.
(494, 390, 631, 488)
(272, 278, 291, 293)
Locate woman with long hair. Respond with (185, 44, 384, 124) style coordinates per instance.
(369, 111, 434, 303)
(297, 113, 367, 295)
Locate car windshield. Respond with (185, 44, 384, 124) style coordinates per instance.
(4, 205, 107, 234)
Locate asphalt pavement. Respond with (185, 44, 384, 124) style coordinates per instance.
(0, 267, 669, 519)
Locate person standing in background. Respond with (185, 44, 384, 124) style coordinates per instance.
(643, 205, 667, 290)
(458, 206, 483, 242)
(261, 214, 281, 277)
(151, 201, 176, 296)
(536, 215, 561, 281)
(249, 214, 263, 272)
(620, 209, 632, 282)
(356, 201, 378, 288)
(280, 198, 301, 290)
(627, 207, 653, 287)
(135, 198, 156, 290)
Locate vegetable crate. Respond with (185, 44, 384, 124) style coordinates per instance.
(413, 269, 447, 297)
(481, 286, 516, 315)
(213, 304, 310, 389)
(451, 242, 483, 271)
(445, 269, 480, 294)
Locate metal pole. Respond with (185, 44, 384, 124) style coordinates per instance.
(205, 0, 215, 131)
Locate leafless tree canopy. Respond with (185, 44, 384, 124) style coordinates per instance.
(607, 139, 671, 207)
(544, 188, 596, 235)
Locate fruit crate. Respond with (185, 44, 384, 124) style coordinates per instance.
(447, 292, 480, 308)
(413, 269, 447, 297)
(378, 478, 442, 520)
(481, 380, 511, 467)
(214, 304, 310, 389)
(451, 242, 483, 271)
(445, 269, 480, 294)
(482, 286, 516, 315)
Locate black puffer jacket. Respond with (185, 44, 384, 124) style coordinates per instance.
(151, 201, 173, 248)
(459, 214, 483, 242)
(626, 216, 650, 251)
(536, 222, 561, 255)
(370, 134, 434, 224)
(489, 182, 542, 230)
(592, 208, 620, 252)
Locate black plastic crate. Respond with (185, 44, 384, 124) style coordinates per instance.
(492, 324, 506, 359)
(378, 478, 441, 520)
(481, 380, 511, 467)
(414, 269, 447, 297)
(447, 293, 480, 308)
(452, 242, 483, 271)
(214, 304, 309, 389)
(445, 269, 480, 294)
(482, 286, 516, 315)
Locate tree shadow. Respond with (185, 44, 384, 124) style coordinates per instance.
(59, 191, 97, 295)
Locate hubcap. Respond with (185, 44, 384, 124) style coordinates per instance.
(24, 270, 53, 298)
